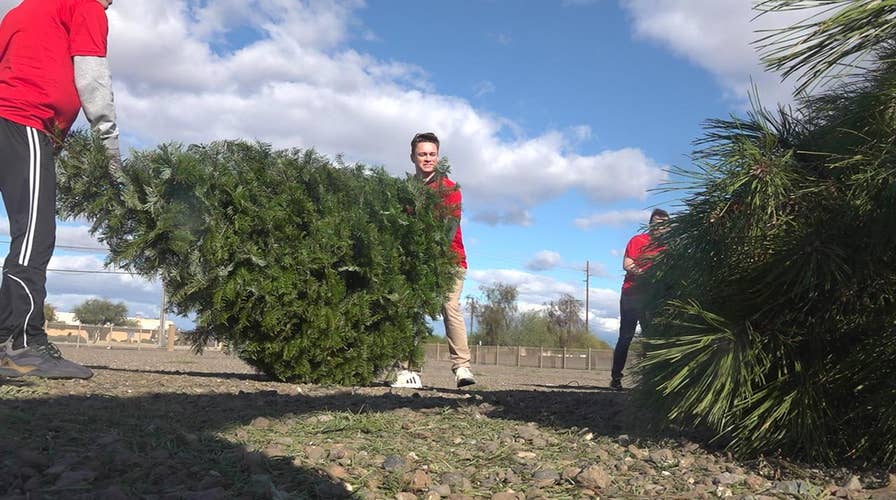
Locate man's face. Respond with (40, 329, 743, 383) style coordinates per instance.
(649, 216, 669, 235)
(412, 141, 439, 176)
(97, 0, 112, 9)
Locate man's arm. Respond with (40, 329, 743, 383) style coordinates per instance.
(74, 55, 122, 177)
(623, 255, 640, 275)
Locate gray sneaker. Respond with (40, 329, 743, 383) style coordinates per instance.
(0, 341, 93, 379)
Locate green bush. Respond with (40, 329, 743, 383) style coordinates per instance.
(637, 41, 896, 466)
(56, 135, 458, 385)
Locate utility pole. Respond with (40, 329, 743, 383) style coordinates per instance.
(158, 280, 166, 348)
(584, 261, 590, 334)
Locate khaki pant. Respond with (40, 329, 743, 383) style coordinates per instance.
(443, 269, 471, 370)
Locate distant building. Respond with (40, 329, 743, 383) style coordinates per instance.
(53, 311, 173, 330)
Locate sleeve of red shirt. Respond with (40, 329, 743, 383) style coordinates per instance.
(624, 235, 641, 260)
(69, 2, 108, 57)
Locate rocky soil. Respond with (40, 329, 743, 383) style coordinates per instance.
(1, 345, 893, 499)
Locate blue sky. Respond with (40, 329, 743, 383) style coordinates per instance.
(0, 0, 814, 344)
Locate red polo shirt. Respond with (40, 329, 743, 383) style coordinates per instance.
(0, 0, 109, 140)
(621, 233, 661, 294)
(426, 175, 467, 269)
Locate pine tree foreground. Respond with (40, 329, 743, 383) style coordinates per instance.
(56, 134, 458, 385)
(637, 0, 896, 466)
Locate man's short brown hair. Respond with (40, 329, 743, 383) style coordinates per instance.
(411, 132, 440, 154)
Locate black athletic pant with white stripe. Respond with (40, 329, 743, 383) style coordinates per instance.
(0, 117, 56, 349)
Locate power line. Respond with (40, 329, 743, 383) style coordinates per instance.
(0, 265, 138, 275)
(0, 240, 107, 252)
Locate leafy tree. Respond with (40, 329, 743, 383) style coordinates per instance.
(56, 136, 458, 385)
(43, 303, 57, 323)
(637, 0, 896, 466)
(476, 283, 518, 345)
(72, 298, 128, 342)
(545, 293, 585, 348)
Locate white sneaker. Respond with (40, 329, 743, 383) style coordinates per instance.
(390, 369, 423, 389)
(454, 366, 476, 388)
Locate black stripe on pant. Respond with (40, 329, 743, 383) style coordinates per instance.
(0, 118, 56, 349)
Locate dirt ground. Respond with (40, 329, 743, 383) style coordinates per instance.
(1, 345, 892, 499)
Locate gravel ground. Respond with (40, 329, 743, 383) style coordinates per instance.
(1, 345, 893, 499)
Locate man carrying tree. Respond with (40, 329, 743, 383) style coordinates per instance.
(610, 208, 668, 390)
(0, 0, 122, 379)
(392, 132, 476, 388)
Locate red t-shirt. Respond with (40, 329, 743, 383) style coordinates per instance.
(621, 233, 661, 294)
(0, 0, 109, 140)
(426, 175, 467, 269)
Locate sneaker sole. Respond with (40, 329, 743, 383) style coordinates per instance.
(0, 360, 93, 379)
(456, 378, 476, 388)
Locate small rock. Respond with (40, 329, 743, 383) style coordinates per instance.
(433, 483, 451, 496)
(249, 416, 272, 429)
(241, 451, 265, 474)
(532, 469, 559, 487)
(304, 446, 326, 461)
(627, 444, 648, 459)
(562, 466, 582, 480)
(54, 469, 95, 488)
(16, 450, 49, 469)
(315, 481, 353, 498)
(274, 437, 294, 446)
(576, 465, 611, 490)
(491, 492, 524, 500)
(745, 474, 767, 491)
(198, 470, 229, 490)
(715, 485, 732, 497)
(515, 451, 537, 460)
(262, 445, 285, 458)
(517, 424, 541, 441)
(441, 472, 472, 492)
(774, 479, 816, 497)
(714, 472, 746, 485)
(326, 464, 350, 480)
(407, 469, 431, 491)
(845, 475, 863, 491)
(648, 448, 677, 467)
(383, 455, 406, 471)
(422, 492, 441, 500)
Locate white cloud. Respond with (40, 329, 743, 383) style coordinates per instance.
(574, 209, 650, 230)
(525, 250, 563, 271)
(620, 0, 829, 107)
(61, 1, 667, 224)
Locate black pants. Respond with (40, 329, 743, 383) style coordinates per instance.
(0, 118, 56, 349)
(611, 293, 644, 382)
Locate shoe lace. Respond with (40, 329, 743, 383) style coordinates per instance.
(35, 342, 64, 359)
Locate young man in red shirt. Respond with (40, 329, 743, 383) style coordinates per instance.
(0, 0, 122, 379)
(610, 208, 668, 390)
(392, 132, 476, 388)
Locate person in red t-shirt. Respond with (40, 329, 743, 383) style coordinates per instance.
(610, 208, 668, 390)
(0, 0, 121, 380)
(391, 132, 476, 389)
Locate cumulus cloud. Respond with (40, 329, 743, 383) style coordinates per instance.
(75, 1, 667, 222)
(620, 0, 830, 107)
(525, 250, 563, 271)
(574, 209, 650, 230)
